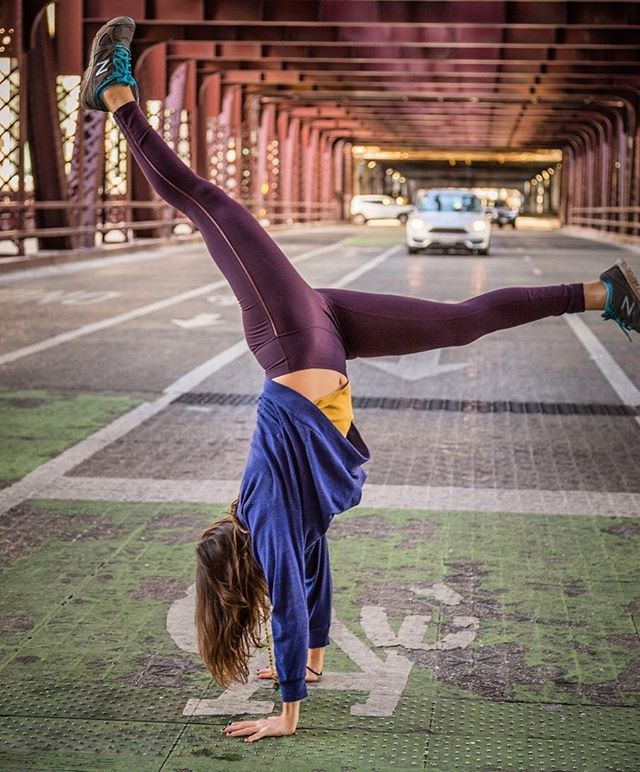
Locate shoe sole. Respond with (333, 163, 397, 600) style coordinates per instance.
(79, 16, 135, 109)
(616, 257, 640, 300)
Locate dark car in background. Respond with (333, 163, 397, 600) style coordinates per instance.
(486, 200, 519, 228)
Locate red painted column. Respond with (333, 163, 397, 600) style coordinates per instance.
(256, 103, 276, 221)
(583, 132, 595, 215)
(307, 127, 320, 221)
(318, 132, 332, 215)
(333, 139, 345, 220)
(27, 10, 74, 249)
(197, 73, 221, 180)
(596, 121, 610, 220)
(131, 43, 166, 237)
(276, 109, 290, 224)
(300, 122, 311, 221)
(282, 116, 301, 223)
(343, 141, 354, 220)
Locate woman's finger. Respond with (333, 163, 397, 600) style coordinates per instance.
(223, 720, 254, 733)
(245, 727, 269, 743)
(227, 724, 260, 737)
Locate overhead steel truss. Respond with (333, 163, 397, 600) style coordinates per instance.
(2, 0, 639, 254)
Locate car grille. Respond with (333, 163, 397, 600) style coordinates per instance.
(430, 227, 468, 234)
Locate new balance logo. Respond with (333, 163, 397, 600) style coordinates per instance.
(621, 295, 636, 316)
(95, 59, 110, 76)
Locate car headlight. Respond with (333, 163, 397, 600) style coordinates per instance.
(410, 219, 426, 230)
(471, 219, 487, 231)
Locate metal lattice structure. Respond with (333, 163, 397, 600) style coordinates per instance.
(103, 115, 127, 198)
(55, 75, 81, 179)
(0, 56, 20, 194)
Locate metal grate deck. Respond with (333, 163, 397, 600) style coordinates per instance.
(173, 392, 639, 417)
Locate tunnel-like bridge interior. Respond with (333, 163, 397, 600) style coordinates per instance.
(2, 1, 639, 254)
(2, 4, 640, 769)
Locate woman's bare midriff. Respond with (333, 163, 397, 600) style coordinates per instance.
(272, 368, 348, 402)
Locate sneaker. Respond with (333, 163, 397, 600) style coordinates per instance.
(599, 257, 640, 339)
(80, 16, 139, 112)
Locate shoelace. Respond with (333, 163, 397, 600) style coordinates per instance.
(601, 306, 633, 341)
(110, 44, 136, 86)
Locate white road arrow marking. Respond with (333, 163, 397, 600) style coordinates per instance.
(170, 312, 222, 329)
(360, 605, 479, 652)
(412, 583, 463, 606)
(183, 651, 276, 717)
(326, 618, 414, 717)
(360, 606, 432, 649)
(168, 587, 413, 717)
(169, 582, 481, 717)
(364, 349, 469, 381)
(206, 294, 237, 306)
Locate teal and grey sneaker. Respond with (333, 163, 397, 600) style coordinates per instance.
(599, 257, 640, 340)
(80, 16, 139, 111)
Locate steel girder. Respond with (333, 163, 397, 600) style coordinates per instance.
(8, 0, 640, 245)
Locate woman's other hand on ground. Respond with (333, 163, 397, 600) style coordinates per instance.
(223, 713, 297, 743)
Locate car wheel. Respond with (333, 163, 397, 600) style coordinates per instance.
(407, 246, 420, 255)
(352, 213, 366, 225)
(511, 220, 517, 229)
(398, 213, 409, 224)
(478, 246, 490, 256)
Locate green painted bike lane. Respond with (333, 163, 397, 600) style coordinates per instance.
(0, 500, 638, 770)
(0, 390, 142, 489)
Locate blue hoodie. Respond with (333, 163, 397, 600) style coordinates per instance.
(237, 379, 370, 702)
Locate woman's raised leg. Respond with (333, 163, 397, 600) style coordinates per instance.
(109, 97, 314, 329)
(317, 282, 590, 360)
(99, 92, 330, 377)
(80, 18, 329, 378)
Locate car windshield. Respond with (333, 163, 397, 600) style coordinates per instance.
(418, 193, 482, 213)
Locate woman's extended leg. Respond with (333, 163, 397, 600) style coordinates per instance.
(80, 17, 348, 381)
(110, 98, 337, 374)
(86, 82, 343, 377)
(317, 282, 589, 359)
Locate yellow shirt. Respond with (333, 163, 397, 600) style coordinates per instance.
(313, 380, 353, 437)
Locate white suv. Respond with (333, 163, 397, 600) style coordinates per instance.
(406, 190, 492, 255)
(351, 195, 414, 225)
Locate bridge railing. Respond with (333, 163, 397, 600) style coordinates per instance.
(567, 207, 640, 239)
(0, 199, 339, 257)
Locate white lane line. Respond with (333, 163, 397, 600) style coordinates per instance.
(0, 341, 245, 516)
(0, 241, 344, 367)
(330, 247, 397, 288)
(0, 279, 229, 365)
(564, 315, 640, 427)
(0, 248, 171, 285)
(0, 227, 338, 285)
(43, 477, 640, 518)
(525, 254, 639, 422)
(0, 245, 397, 515)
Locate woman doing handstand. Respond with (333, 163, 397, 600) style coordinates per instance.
(81, 17, 640, 744)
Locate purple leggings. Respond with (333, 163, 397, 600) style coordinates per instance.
(114, 102, 585, 378)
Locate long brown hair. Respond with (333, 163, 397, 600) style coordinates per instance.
(194, 499, 270, 688)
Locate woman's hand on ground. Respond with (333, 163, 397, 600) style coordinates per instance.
(222, 713, 297, 743)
